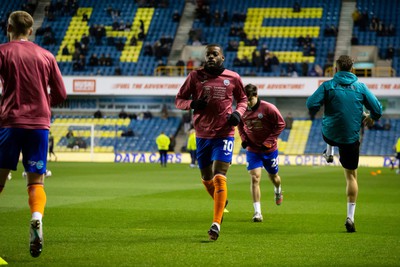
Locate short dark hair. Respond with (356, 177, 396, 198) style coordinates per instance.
(336, 55, 354, 71)
(205, 43, 224, 55)
(244, 84, 258, 98)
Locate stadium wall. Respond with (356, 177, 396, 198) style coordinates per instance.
(51, 76, 400, 115)
(55, 151, 395, 168)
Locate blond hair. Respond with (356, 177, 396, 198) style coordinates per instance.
(8, 11, 34, 37)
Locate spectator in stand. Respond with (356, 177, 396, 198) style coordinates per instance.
(115, 39, 124, 51)
(386, 45, 394, 60)
(88, 53, 99, 66)
(302, 61, 309, 77)
(304, 35, 312, 46)
(352, 8, 361, 27)
(252, 49, 262, 70)
(302, 44, 310, 56)
(186, 57, 194, 69)
(387, 23, 395, 36)
(297, 35, 305, 46)
(359, 11, 369, 31)
(172, 9, 181, 22)
(284, 112, 294, 129)
(143, 42, 153, 56)
(105, 54, 113, 66)
(119, 109, 128, 119)
(130, 35, 137, 46)
(62, 45, 70, 55)
(351, 35, 359, 45)
(161, 104, 169, 119)
(227, 40, 239, 51)
(369, 17, 379, 32)
(176, 59, 185, 76)
(157, 60, 166, 76)
(192, 37, 202, 46)
(114, 66, 122, 76)
(240, 56, 250, 67)
(121, 128, 134, 137)
(270, 53, 280, 73)
(307, 65, 322, 77)
(94, 110, 103, 118)
(293, 1, 301, 12)
(99, 53, 106, 66)
(82, 12, 88, 21)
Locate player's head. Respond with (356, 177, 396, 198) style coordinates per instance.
(244, 84, 258, 98)
(336, 55, 354, 72)
(7, 11, 33, 40)
(244, 84, 258, 108)
(204, 43, 225, 68)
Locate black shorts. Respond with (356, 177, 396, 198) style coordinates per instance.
(396, 152, 400, 160)
(323, 135, 360, 170)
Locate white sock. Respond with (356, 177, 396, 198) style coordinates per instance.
(253, 202, 261, 214)
(212, 222, 220, 231)
(326, 144, 334, 156)
(274, 185, 281, 194)
(347, 203, 356, 222)
(32, 212, 43, 221)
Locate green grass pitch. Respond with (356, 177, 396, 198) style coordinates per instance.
(0, 162, 399, 266)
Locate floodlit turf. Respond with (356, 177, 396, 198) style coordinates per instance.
(1, 162, 399, 266)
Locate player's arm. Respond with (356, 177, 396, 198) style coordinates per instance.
(232, 77, 247, 116)
(362, 84, 383, 121)
(48, 58, 67, 106)
(175, 73, 199, 110)
(306, 83, 326, 115)
(262, 105, 286, 149)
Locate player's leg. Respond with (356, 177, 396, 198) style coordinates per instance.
(206, 137, 233, 240)
(249, 167, 263, 222)
(0, 169, 11, 193)
(322, 135, 335, 163)
(344, 168, 357, 232)
(262, 150, 282, 205)
(338, 141, 359, 232)
(22, 129, 49, 256)
(246, 151, 263, 221)
(0, 128, 23, 193)
(323, 144, 334, 163)
(197, 138, 215, 198)
(208, 160, 229, 240)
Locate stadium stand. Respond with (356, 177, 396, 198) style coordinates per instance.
(352, 0, 400, 74)
(3, 0, 398, 77)
(305, 118, 400, 156)
(190, 0, 340, 77)
(34, 0, 185, 76)
(51, 115, 181, 153)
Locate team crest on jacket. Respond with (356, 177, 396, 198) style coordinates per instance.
(258, 113, 263, 119)
(223, 79, 230, 86)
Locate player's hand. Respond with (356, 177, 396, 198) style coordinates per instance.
(241, 141, 248, 149)
(362, 112, 374, 127)
(190, 96, 208, 110)
(261, 143, 273, 151)
(227, 111, 241, 126)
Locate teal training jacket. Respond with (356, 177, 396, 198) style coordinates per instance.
(306, 71, 382, 144)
